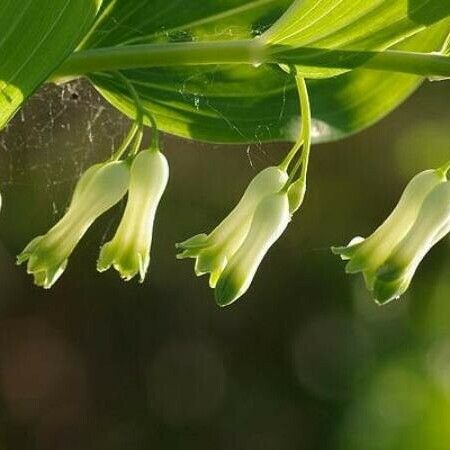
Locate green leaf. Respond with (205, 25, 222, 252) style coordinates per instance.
(263, 0, 450, 78)
(442, 32, 450, 55)
(86, 0, 450, 144)
(0, 0, 102, 130)
(310, 20, 450, 142)
(86, 0, 295, 142)
(83, 0, 292, 48)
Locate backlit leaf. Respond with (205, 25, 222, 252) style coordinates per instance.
(0, 0, 102, 129)
(263, 0, 450, 77)
(84, 0, 450, 143)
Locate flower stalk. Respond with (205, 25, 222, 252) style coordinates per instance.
(52, 41, 450, 81)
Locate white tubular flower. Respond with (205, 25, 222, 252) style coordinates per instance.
(17, 161, 130, 288)
(97, 149, 169, 282)
(176, 166, 288, 288)
(332, 169, 446, 288)
(215, 192, 291, 306)
(373, 181, 450, 304)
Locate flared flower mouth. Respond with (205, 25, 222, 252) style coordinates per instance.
(17, 235, 69, 289)
(176, 225, 253, 288)
(98, 243, 150, 282)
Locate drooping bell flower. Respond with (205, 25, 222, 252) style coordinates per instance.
(176, 166, 288, 288)
(17, 161, 130, 288)
(373, 181, 450, 304)
(332, 168, 447, 289)
(215, 192, 291, 306)
(97, 149, 169, 282)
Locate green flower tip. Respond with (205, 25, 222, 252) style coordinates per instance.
(97, 149, 169, 283)
(214, 273, 243, 307)
(287, 178, 306, 214)
(17, 161, 130, 288)
(372, 269, 408, 306)
(97, 242, 149, 283)
(332, 169, 450, 304)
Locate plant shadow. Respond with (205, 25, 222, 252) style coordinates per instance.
(407, 0, 450, 25)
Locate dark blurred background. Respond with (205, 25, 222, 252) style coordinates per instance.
(0, 77, 449, 450)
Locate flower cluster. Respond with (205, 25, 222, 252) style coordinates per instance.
(333, 167, 450, 304)
(13, 133, 450, 308)
(12, 73, 450, 309)
(14, 73, 310, 303)
(18, 147, 169, 288)
(177, 166, 293, 306)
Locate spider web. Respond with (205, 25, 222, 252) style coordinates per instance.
(0, 80, 130, 216)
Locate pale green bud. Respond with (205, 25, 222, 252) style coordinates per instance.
(373, 181, 450, 304)
(215, 192, 291, 307)
(287, 178, 306, 214)
(97, 149, 169, 282)
(332, 169, 446, 289)
(176, 166, 288, 287)
(17, 161, 130, 288)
